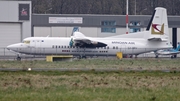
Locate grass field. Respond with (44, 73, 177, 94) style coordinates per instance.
(0, 58, 180, 70)
(0, 58, 180, 101)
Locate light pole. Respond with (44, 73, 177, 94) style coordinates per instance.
(126, 0, 129, 34)
(135, 0, 136, 15)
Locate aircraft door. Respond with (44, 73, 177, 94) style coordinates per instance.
(36, 40, 42, 54)
(36, 40, 41, 47)
(31, 40, 41, 54)
(30, 40, 36, 54)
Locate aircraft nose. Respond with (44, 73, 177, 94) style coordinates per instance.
(7, 44, 16, 50)
(6, 43, 22, 51)
(6, 45, 10, 50)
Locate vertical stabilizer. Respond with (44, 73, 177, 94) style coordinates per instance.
(145, 7, 169, 42)
(175, 44, 180, 51)
(71, 27, 79, 36)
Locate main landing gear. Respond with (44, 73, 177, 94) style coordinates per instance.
(78, 55, 87, 59)
(155, 55, 158, 58)
(171, 55, 176, 59)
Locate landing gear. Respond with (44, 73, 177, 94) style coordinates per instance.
(129, 55, 133, 58)
(16, 54, 21, 61)
(82, 56, 87, 59)
(78, 55, 87, 59)
(135, 54, 138, 58)
(171, 55, 176, 59)
(155, 55, 158, 58)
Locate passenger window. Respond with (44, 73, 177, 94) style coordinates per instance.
(61, 46, 63, 48)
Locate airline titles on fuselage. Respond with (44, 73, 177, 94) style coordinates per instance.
(112, 41, 135, 44)
(62, 50, 99, 53)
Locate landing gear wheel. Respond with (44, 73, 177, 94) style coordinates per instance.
(82, 56, 87, 59)
(155, 55, 158, 58)
(17, 57, 21, 61)
(171, 55, 174, 59)
(16, 54, 21, 61)
(135, 55, 138, 58)
(78, 56, 82, 59)
(130, 55, 133, 58)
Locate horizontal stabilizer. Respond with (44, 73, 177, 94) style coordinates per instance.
(148, 37, 168, 42)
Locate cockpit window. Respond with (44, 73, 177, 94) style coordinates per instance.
(23, 40, 30, 44)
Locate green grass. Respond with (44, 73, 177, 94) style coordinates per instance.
(0, 58, 180, 70)
(0, 58, 180, 101)
(0, 71, 180, 101)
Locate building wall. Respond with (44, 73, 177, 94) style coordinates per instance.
(0, 1, 31, 39)
(33, 26, 127, 37)
(32, 14, 180, 45)
(0, 1, 31, 55)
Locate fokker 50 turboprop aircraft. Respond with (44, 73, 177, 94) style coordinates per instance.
(7, 7, 172, 60)
(154, 44, 180, 58)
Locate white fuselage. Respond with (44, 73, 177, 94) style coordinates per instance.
(7, 37, 171, 56)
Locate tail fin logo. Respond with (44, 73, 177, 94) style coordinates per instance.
(176, 44, 180, 51)
(71, 27, 79, 36)
(151, 23, 164, 35)
(69, 38, 74, 47)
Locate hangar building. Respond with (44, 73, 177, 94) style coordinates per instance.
(0, 0, 180, 56)
(0, 0, 31, 55)
(32, 14, 180, 43)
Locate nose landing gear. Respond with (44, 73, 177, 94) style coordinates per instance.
(16, 54, 21, 61)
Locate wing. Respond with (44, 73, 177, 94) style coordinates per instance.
(72, 38, 107, 48)
(70, 31, 107, 48)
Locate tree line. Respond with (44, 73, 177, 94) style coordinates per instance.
(20, 0, 180, 15)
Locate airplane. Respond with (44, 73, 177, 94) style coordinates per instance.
(7, 7, 173, 60)
(154, 44, 180, 58)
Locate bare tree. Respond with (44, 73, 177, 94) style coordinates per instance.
(23, 0, 180, 15)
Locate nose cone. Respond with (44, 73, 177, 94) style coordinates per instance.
(7, 45, 14, 50)
(7, 43, 23, 52)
